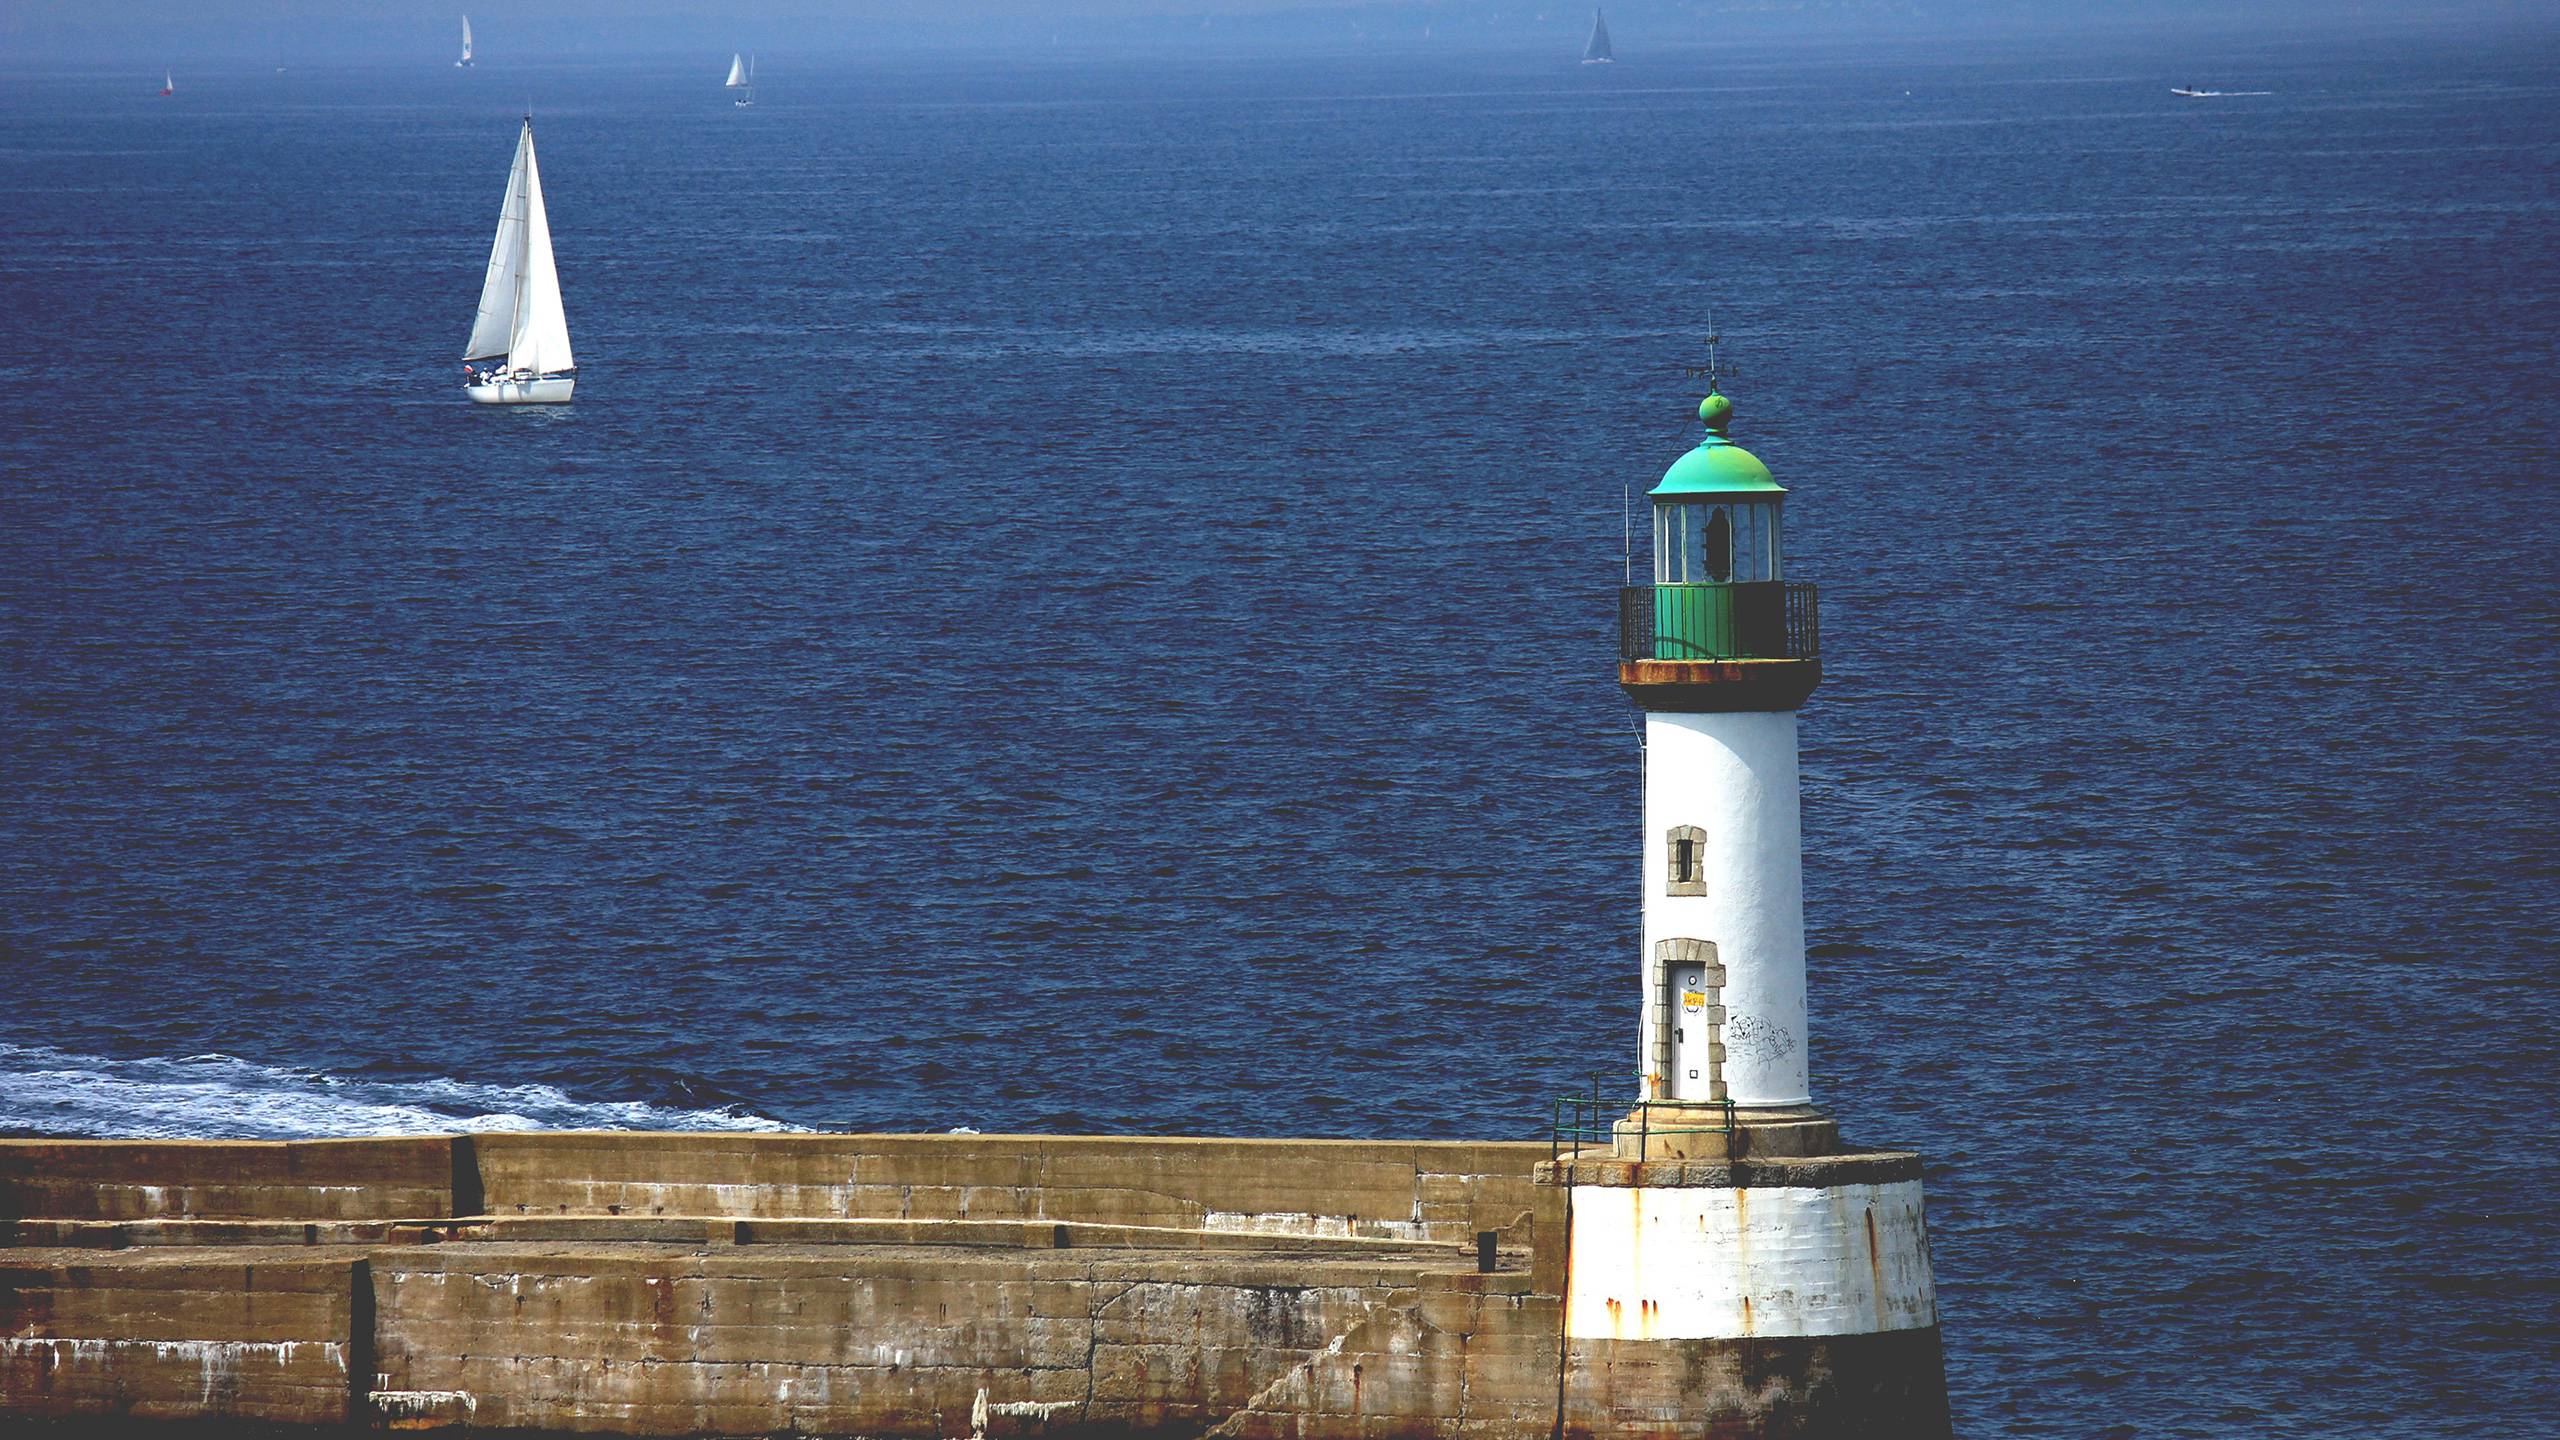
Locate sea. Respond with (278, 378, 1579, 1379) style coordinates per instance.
(1, 23, 2554, 1438)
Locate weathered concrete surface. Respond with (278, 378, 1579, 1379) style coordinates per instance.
(1562, 1182, 1936, 1339)
(367, 1241, 1516, 1437)
(0, 1137, 457, 1226)
(1559, 1329, 1951, 1440)
(1222, 1299, 1949, 1440)
(0, 1250, 357, 1427)
(3, 1135, 1546, 1246)
(0, 1133, 1948, 1438)
(466, 1134, 1547, 1244)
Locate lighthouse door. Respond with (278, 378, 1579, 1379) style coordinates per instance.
(1653, 939, 1726, 1102)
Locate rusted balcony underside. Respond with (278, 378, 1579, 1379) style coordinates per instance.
(1619, 657, 1823, 712)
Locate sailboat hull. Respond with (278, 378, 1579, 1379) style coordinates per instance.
(465, 376, 574, 405)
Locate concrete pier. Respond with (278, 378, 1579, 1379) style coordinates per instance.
(1, 1130, 1946, 1437)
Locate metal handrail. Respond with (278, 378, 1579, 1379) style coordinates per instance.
(1549, 1081, 1741, 1164)
(1617, 581, 1820, 663)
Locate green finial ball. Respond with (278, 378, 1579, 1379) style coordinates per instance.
(1699, 393, 1733, 430)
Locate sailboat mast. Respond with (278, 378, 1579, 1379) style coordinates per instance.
(509, 120, 533, 348)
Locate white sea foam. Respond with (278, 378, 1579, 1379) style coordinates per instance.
(0, 1043, 805, 1139)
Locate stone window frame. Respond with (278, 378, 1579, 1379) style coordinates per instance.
(1665, 824, 1708, 897)
(1648, 937, 1727, 1102)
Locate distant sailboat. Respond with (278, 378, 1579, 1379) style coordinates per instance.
(1582, 7, 1615, 65)
(456, 17, 474, 69)
(732, 54, 756, 107)
(159, 70, 174, 97)
(724, 53, 748, 89)
(462, 118, 576, 405)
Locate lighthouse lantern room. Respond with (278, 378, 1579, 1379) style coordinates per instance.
(1651, 394, 1783, 586)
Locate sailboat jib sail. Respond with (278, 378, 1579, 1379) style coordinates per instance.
(512, 130, 572, 376)
(1582, 7, 1615, 64)
(463, 120, 574, 404)
(457, 16, 474, 68)
(725, 53, 748, 87)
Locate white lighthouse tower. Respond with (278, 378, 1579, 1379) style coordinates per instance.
(1627, 387, 1828, 1134)
(1535, 379, 1951, 1438)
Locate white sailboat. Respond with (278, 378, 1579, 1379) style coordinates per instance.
(462, 118, 575, 405)
(1582, 7, 1615, 65)
(456, 17, 474, 69)
(159, 70, 175, 97)
(732, 54, 756, 107)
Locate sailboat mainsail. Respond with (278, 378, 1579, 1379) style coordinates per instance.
(1582, 7, 1615, 65)
(463, 120, 574, 403)
(457, 17, 474, 68)
(724, 53, 748, 88)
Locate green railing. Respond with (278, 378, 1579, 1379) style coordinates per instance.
(1618, 582, 1819, 663)
(1550, 1082, 1741, 1164)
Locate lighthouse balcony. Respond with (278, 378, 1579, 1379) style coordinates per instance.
(1620, 581, 1819, 662)
(1617, 582, 1822, 711)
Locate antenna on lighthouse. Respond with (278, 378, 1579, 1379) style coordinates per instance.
(1681, 311, 1731, 397)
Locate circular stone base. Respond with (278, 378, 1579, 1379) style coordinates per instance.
(1610, 1103, 1840, 1160)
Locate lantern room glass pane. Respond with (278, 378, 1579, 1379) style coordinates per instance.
(1721, 500, 1782, 582)
(1658, 499, 1790, 584)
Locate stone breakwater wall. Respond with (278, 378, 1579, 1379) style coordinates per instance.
(0, 1134, 1542, 1240)
(0, 1133, 1949, 1438)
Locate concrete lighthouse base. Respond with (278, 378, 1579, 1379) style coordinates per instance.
(1535, 1146, 1952, 1439)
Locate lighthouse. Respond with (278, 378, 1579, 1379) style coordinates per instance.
(1534, 382, 1952, 1439)
(1624, 387, 1831, 1142)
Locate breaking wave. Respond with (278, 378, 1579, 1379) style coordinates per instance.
(0, 1044, 805, 1139)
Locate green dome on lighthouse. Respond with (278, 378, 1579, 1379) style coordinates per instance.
(1650, 392, 1784, 497)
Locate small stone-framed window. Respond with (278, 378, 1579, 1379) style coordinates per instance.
(1665, 824, 1708, 896)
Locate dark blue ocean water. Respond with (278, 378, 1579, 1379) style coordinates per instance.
(3, 26, 2557, 1437)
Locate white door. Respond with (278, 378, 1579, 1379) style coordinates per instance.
(1670, 961, 1723, 1102)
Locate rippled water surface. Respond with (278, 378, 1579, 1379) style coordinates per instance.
(3, 28, 2556, 1439)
